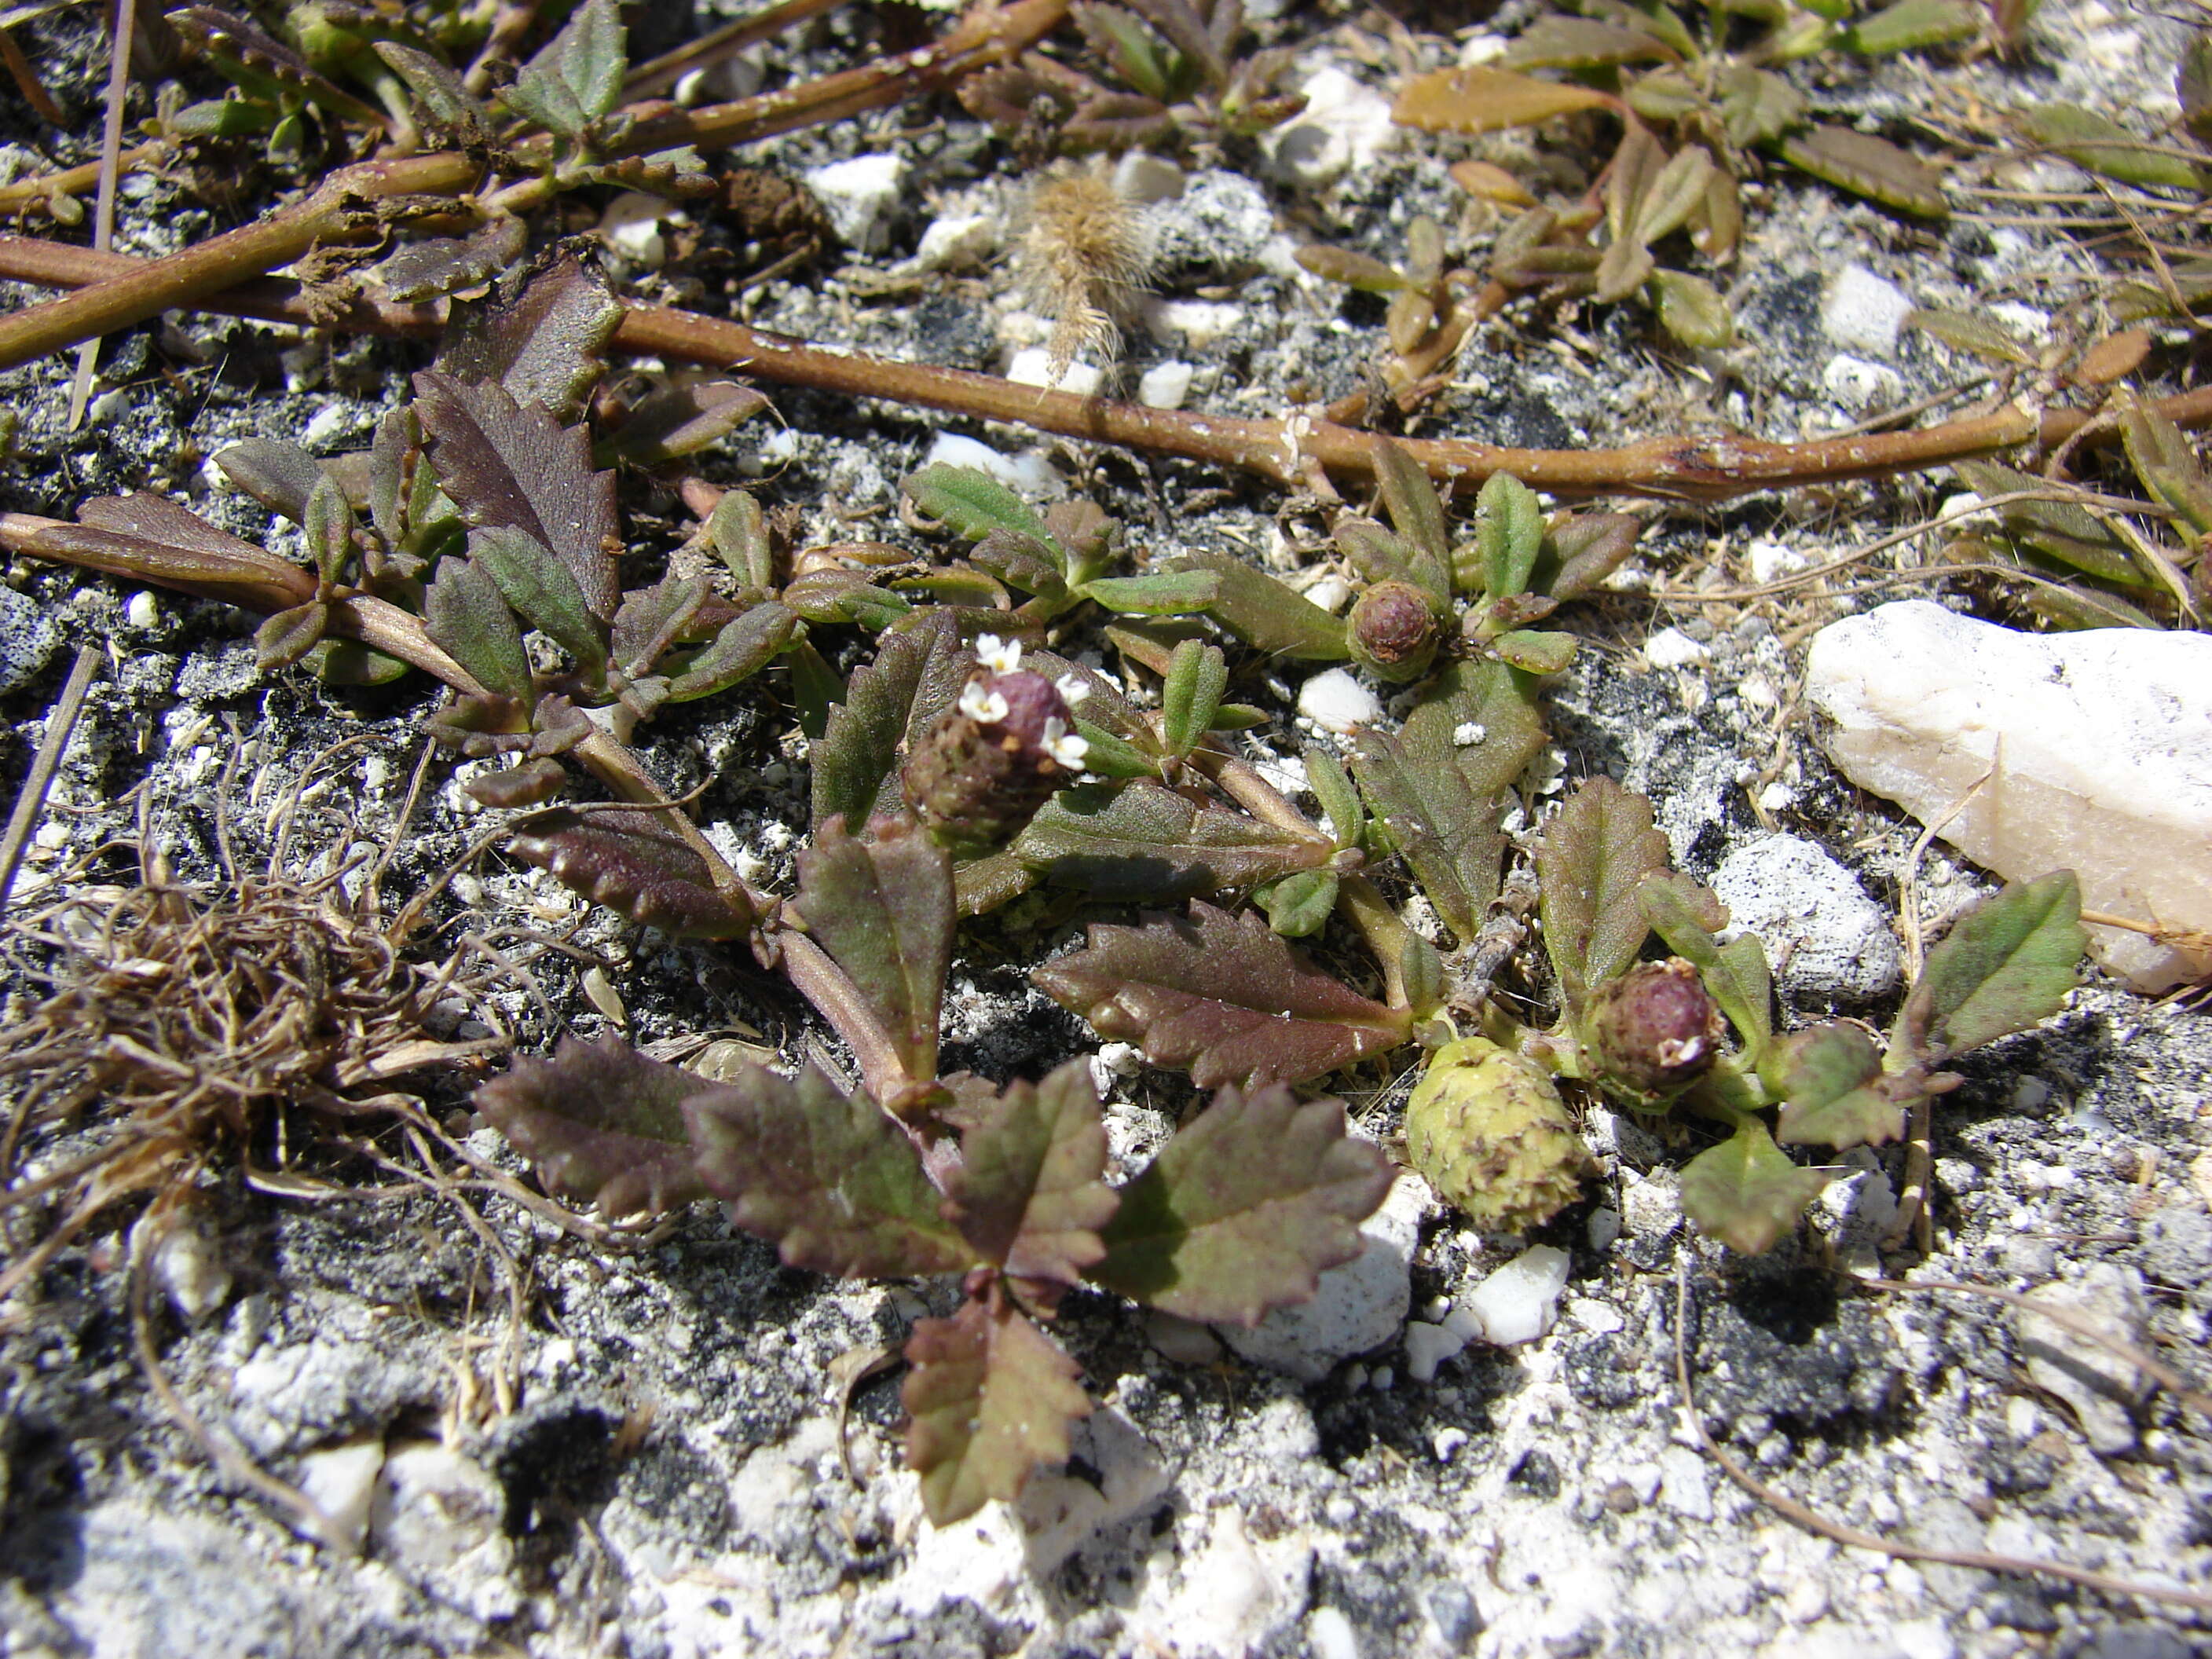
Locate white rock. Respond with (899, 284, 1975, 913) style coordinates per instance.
(1813, 1147, 1900, 1276)
(1403, 1320, 1463, 1384)
(1148, 298, 1243, 349)
(1307, 1606, 1361, 1659)
(1822, 353, 1904, 416)
(1820, 265, 1914, 356)
(1453, 1243, 1571, 1347)
(1006, 346, 1105, 397)
(1300, 572, 1353, 614)
(126, 589, 162, 630)
(1298, 668, 1382, 734)
(1263, 66, 1397, 189)
(370, 1444, 518, 1621)
(1745, 539, 1809, 584)
(914, 213, 996, 272)
(804, 153, 906, 252)
(2014, 1262, 2152, 1456)
(1708, 832, 1901, 1001)
(1642, 625, 1709, 669)
(921, 432, 1061, 496)
(1136, 361, 1195, 409)
(141, 1210, 233, 1320)
(1219, 1176, 1420, 1380)
(597, 190, 674, 269)
(1805, 600, 2212, 990)
(1016, 1409, 1169, 1573)
(1657, 1445, 1713, 1521)
(296, 1438, 385, 1555)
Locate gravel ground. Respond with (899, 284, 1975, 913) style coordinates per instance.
(1, 2, 2208, 1657)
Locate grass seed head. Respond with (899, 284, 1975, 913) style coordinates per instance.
(1017, 163, 1159, 386)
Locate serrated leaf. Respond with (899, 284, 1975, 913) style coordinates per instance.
(1350, 729, 1506, 942)
(255, 602, 328, 672)
(1775, 125, 1948, 217)
(904, 463, 1055, 548)
(811, 610, 969, 829)
(1639, 870, 1771, 1064)
(1012, 782, 1334, 903)
(1033, 900, 1410, 1091)
(666, 600, 800, 701)
(1503, 14, 1675, 68)
(2018, 104, 2204, 192)
(474, 1037, 711, 1216)
(551, 0, 625, 121)
(943, 1060, 1116, 1283)
(903, 1299, 1090, 1525)
(34, 493, 317, 615)
(435, 255, 624, 423)
(1906, 306, 2035, 365)
(509, 806, 755, 938)
(378, 216, 529, 304)
(1679, 1119, 1833, 1254)
(1393, 65, 1615, 135)
(791, 815, 954, 1086)
(425, 555, 533, 703)
(469, 525, 609, 687)
(373, 40, 491, 144)
(504, 60, 588, 137)
(1259, 867, 1339, 937)
(416, 370, 621, 623)
(1537, 778, 1671, 1015)
(1086, 1080, 1393, 1323)
(1159, 639, 1229, 759)
(1650, 269, 1734, 349)
(1843, 0, 1982, 53)
(611, 573, 706, 679)
(1715, 63, 1805, 147)
(1174, 550, 1348, 660)
(1895, 870, 2082, 1060)
(1471, 471, 1544, 600)
(1772, 1024, 1906, 1148)
(1401, 655, 1548, 803)
(1540, 511, 1646, 602)
(684, 1063, 973, 1277)
(1954, 460, 2146, 585)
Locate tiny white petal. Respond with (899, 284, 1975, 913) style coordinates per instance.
(958, 680, 1010, 723)
(1049, 731, 1090, 769)
(975, 632, 1023, 675)
(1054, 673, 1092, 705)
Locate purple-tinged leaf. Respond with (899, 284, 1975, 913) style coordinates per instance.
(254, 602, 328, 672)
(1536, 778, 1671, 1016)
(508, 807, 756, 938)
(31, 493, 317, 614)
(944, 1060, 1116, 1284)
(464, 758, 568, 808)
(416, 371, 621, 623)
(1087, 1082, 1393, 1324)
(1011, 781, 1334, 905)
(474, 1036, 711, 1216)
(424, 555, 533, 705)
(435, 255, 624, 423)
(903, 463, 1053, 547)
(682, 1064, 974, 1277)
(302, 476, 353, 587)
(214, 438, 331, 524)
(1540, 511, 1644, 602)
(811, 609, 967, 830)
(790, 815, 955, 1085)
(377, 216, 529, 304)
(602, 381, 771, 466)
(903, 1298, 1091, 1525)
(1350, 729, 1506, 942)
(1772, 1024, 1909, 1148)
(666, 601, 800, 702)
(1033, 901, 1410, 1091)
(1894, 871, 2082, 1061)
(1371, 436, 1453, 581)
(468, 526, 609, 688)
(611, 573, 708, 679)
(1679, 1119, 1833, 1254)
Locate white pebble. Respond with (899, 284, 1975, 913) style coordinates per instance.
(1307, 1606, 1361, 1659)
(1820, 264, 1914, 356)
(1642, 625, 1709, 669)
(914, 213, 996, 272)
(1297, 668, 1381, 734)
(1454, 1243, 1571, 1346)
(1006, 347, 1104, 397)
(126, 590, 161, 630)
(804, 153, 906, 252)
(1136, 361, 1195, 409)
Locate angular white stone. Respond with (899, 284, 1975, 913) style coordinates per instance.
(1710, 832, 1901, 1001)
(804, 153, 905, 252)
(1136, 361, 1195, 409)
(1805, 600, 2212, 991)
(1453, 1243, 1571, 1346)
(1297, 667, 1382, 734)
(2014, 1262, 2152, 1456)
(1822, 353, 1903, 416)
(914, 213, 995, 272)
(1263, 66, 1398, 188)
(1218, 1176, 1419, 1380)
(1006, 346, 1104, 397)
(296, 1438, 385, 1554)
(1820, 264, 1914, 356)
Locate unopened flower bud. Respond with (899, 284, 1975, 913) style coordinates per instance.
(902, 635, 1089, 856)
(1347, 580, 1443, 683)
(1585, 958, 1724, 1107)
(1404, 1037, 1592, 1233)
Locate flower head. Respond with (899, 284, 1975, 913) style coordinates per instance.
(976, 633, 1024, 676)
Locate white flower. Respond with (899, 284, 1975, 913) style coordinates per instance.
(975, 632, 1023, 675)
(1053, 672, 1092, 705)
(958, 679, 1010, 723)
(1040, 716, 1089, 771)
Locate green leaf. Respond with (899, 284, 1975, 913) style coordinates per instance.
(1842, 0, 1983, 53)
(2119, 398, 2212, 538)
(555, 0, 625, 121)
(1649, 269, 1735, 349)
(903, 463, 1055, 548)
(301, 474, 353, 587)
(1539, 511, 1645, 602)
(1393, 64, 1614, 134)
(903, 1298, 1090, 1525)
(1159, 639, 1229, 760)
(1679, 1119, 1833, 1254)
(1639, 870, 1772, 1064)
(811, 610, 968, 830)
(254, 602, 328, 672)
(1772, 1024, 1908, 1148)
(1079, 569, 1221, 616)
(508, 806, 755, 938)
(1502, 13, 1676, 68)
(790, 815, 955, 1086)
(1774, 125, 1948, 217)
(1471, 471, 1544, 600)
(1371, 437, 1452, 579)
(2018, 104, 2205, 192)
(601, 382, 768, 466)
(611, 574, 707, 679)
(1087, 1080, 1394, 1324)
(434, 255, 624, 424)
(1033, 900, 1411, 1091)
(372, 40, 491, 144)
(1010, 781, 1334, 903)
(1296, 244, 1415, 292)
(666, 601, 800, 702)
(1906, 307, 2036, 366)
(425, 555, 533, 704)
(474, 1037, 712, 1216)
(708, 489, 775, 588)
(1895, 871, 2083, 1060)
(685, 1062, 974, 1277)
(1714, 64, 1805, 147)
(1350, 729, 1506, 942)
(1259, 868, 1339, 937)
(1536, 778, 1671, 1015)
(469, 526, 609, 688)
(943, 1060, 1117, 1284)
(1174, 549, 1348, 661)
(1400, 656, 1549, 800)
(1492, 629, 1577, 673)
(1302, 745, 1363, 850)
(1954, 461, 2147, 586)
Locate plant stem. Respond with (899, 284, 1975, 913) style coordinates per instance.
(777, 930, 912, 1106)
(623, 0, 851, 100)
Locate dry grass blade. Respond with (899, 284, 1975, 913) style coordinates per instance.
(0, 641, 98, 907)
(63, 0, 134, 432)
